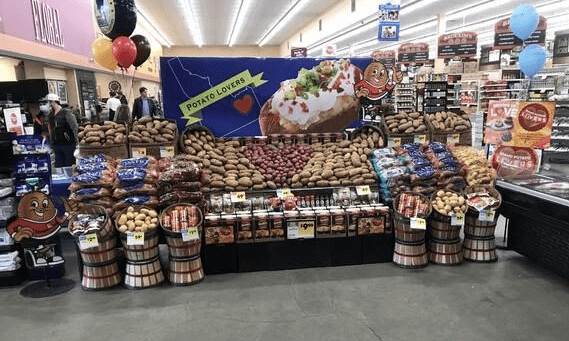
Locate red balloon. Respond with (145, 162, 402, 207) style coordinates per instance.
(112, 36, 137, 69)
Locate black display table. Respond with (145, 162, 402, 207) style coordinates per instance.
(497, 178, 569, 280)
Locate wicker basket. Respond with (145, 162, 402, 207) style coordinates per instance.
(428, 189, 467, 241)
(82, 261, 122, 291)
(124, 256, 165, 289)
(179, 125, 215, 153)
(168, 255, 204, 286)
(425, 117, 472, 146)
(68, 205, 114, 241)
(129, 118, 179, 159)
(428, 239, 463, 265)
(160, 203, 204, 258)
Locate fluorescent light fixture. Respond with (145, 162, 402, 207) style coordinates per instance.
(259, 0, 310, 46)
(228, 0, 254, 46)
(400, 0, 443, 15)
(178, 0, 203, 46)
(136, 7, 172, 47)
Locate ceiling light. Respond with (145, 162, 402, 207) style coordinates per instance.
(258, 0, 309, 46)
(136, 7, 172, 47)
(400, 0, 443, 15)
(228, 0, 254, 46)
(178, 0, 203, 47)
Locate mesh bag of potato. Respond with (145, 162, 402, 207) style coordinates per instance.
(450, 146, 497, 187)
(111, 157, 160, 213)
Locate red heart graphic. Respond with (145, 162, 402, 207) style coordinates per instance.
(233, 95, 253, 115)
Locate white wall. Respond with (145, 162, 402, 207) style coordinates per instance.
(0, 57, 20, 81)
(163, 45, 281, 57)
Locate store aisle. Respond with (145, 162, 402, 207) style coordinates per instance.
(0, 250, 568, 341)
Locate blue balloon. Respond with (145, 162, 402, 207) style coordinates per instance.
(519, 45, 546, 78)
(510, 4, 539, 41)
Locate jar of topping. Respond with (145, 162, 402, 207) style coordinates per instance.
(330, 209, 346, 234)
(315, 210, 331, 234)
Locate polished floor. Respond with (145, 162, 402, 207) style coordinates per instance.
(1, 249, 568, 341)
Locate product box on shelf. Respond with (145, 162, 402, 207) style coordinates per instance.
(204, 214, 235, 245)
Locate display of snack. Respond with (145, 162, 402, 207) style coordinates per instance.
(371, 148, 410, 202)
(397, 143, 437, 195)
(465, 188, 501, 212)
(68, 212, 106, 236)
(158, 155, 204, 207)
(451, 146, 496, 186)
(424, 111, 471, 132)
(432, 190, 467, 216)
(160, 204, 202, 232)
(115, 207, 158, 233)
(395, 192, 431, 218)
(259, 59, 363, 135)
(128, 117, 177, 143)
(78, 121, 127, 146)
(384, 112, 427, 134)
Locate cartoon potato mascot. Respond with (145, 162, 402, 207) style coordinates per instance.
(354, 61, 403, 101)
(7, 192, 68, 242)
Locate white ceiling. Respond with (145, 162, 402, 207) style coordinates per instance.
(136, 0, 569, 53)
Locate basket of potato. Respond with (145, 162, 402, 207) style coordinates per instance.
(115, 206, 161, 261)
(425, 111, 472, 146)
(128, 117, 178, 159)
(115, 206, 159, 234)
(383, 112, 428, 145)
(77, 122, 129, 159)
(180, 125, 215, 154)
(431, 190, 468, 220)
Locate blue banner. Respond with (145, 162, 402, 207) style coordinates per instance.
(160, 57, 375, 137)
(378, 3, 400, 42)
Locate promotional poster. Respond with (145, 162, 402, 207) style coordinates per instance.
(378, 2, 400, 42)
(161, 57, 385, 137)
(438, 32, 478, 59)
(503, 102, 555, 149)
(484, 100, 518, 145)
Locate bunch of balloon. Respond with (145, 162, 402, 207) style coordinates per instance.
(510, 4, 547, 78)
(91, 0, 151, 71)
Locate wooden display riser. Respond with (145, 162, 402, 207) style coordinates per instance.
(202, 234, 394, 274)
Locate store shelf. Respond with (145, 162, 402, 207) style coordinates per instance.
(481, 89, 525, 93)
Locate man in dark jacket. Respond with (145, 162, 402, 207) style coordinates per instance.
(39, 93, 78, 167)
(132, 87, 156, 120)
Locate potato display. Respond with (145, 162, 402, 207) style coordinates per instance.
(129, 117, 177, 144)
(425, 111, 471, 132)
(351, 126, 385, 149)
(432, 190, 467, 216)
(291, 139, 378, 188)
(451, 146, 496, 186)
(116, 207, 158, 233)
(78, 121, 127, 146)
(384, 112, 427, 134)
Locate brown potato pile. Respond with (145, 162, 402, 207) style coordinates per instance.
(425, 111, 471, 132)
(78, 121, 126, 146)
(129, 117, 177, 144)
(384, 112, 427, 134)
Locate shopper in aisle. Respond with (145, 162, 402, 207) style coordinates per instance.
(114, 105, 131, 123)
(117, 90, 128, 105)
(106, 92, 121, 121)
(40, 93, 78, 167)
(132, 87, 156, 120)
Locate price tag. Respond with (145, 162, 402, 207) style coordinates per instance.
(451, 213, 465, 226)
(181, 227, 200, 242)
(160, 145, 175, 158)
(132, 147, 146, 158)
(414, 135, 427, 144)
(410, 217, 426, 230)
(388, 137, 401, 148)
(356, 185, 371, 196)
(277, 188, 294, 198)
(479, 210, 495, 222)
(127, 232, 145, 246)
(79, 233, 99, 250)
(287, 220, 315, 239)
(447, 134, 460, 144)
(230, 191, 246, 202)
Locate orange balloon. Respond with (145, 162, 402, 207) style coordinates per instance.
(91, 37, 118, 71)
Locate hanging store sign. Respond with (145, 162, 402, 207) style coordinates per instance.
(377, 2, 400, 42)
(494, 16, 547, 50)
(291, 47, 307, 58)
(438, 32, 478, 59)
(553, 30, 569, 65)
(503, 102, 556, 149)
(371, 50, 396, 68)
(397, 43, 429, 64)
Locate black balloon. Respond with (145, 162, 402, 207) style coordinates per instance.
(131, 35, 151, 68)
(94, 0, 137, 40)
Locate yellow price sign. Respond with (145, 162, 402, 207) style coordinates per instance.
(79, 233, 99, 250)
(127, 231, 145, 246)
(181, 227, 200, 242)
(388, 137, 402, 148)
(277, 189, 294, 198)
(132, 147, 147, 158)
(451, 213, 465, 226)
(298, 221, 315, 237)
(414, 135, 427, 144)
(231, 191, 246, 203)
(410, 217, 426, 230)
(160, 145, 175, 158)
(356, 185, 371, 196)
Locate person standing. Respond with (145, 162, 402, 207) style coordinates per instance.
(117, 90, 128, 105)
(114, 104, 131, 123)
(40, 93, 78, 167)
(132, 87, 156, 120)
(106, 91, 121, 121)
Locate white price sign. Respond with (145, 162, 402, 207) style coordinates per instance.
(160, 145, 175, 158)
(277, 189, 294, 198)
(132, 147, 147, 158)
(447, 134, 460, 145)
(478, 210, 496, 222)
(79, 234, 99, 250)
(230, 191, 246, 202)
(287, 220, 315, 239)
(414, 135, 427, 144)
(181, 227, 200, 242)
(410, 217, 426, 230)
(127, 232, 145, 246)
(451, 213, 465, 226)
(356, 185, 371, 196)
(388, 137, 402, 148)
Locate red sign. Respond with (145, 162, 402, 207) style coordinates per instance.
(438, 32, 478, 58)
(492, 146, 539, 178)
(504, 102, 556, 149)
(398, 43, 429, 63)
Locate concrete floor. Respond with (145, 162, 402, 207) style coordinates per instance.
(1, 249, 569, 341)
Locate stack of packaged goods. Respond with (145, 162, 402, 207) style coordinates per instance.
(425, 142, 466, 192)
(451, 146, 497, 187)
(371, 148, 410, 203)
(397, 143, 437, 196)
(157, 155, 204, 208)
(68, 155, 116, 217)
(0, 177, 15, 224)
(112, 157, 160, 213)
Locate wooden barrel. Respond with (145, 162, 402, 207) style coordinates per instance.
(120, 228, 160, 262)
(428, 239, 463, 265)
(168, 255, 205, 286)
(464, 185, 502, 239)
(79, 236, 118, 265)
(69, 205, 115, 240)
(393, 241, 428, 268)
(463, 236, 497, 262)
(81, 261, 122, 291)
(124, 257, 165, 289)
(429, 209, 462, 241)
(160, 203, 203, 258)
